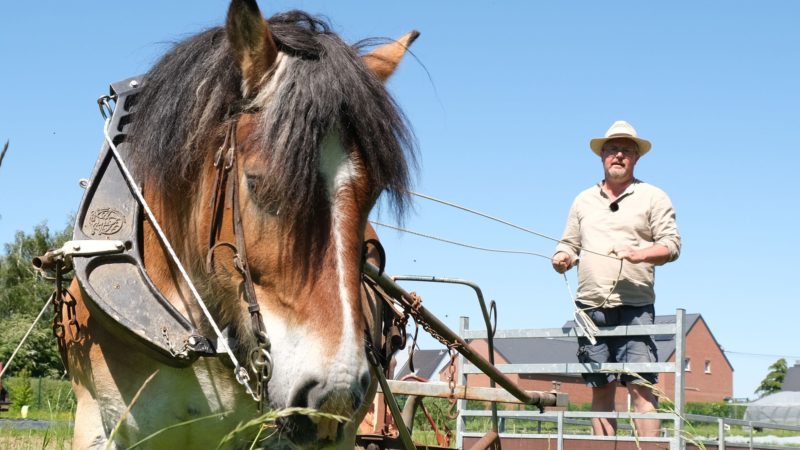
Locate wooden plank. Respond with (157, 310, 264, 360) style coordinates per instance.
(378, 380, 568, 407)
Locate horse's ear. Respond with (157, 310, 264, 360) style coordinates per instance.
(226, 0, 278, 96)
(363, 30, 420, 82)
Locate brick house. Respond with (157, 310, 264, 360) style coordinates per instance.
(396, 313, 733, 410)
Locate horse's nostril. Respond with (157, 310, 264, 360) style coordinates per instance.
(289, 379, 319, 408)
(359, 372, 371, 396)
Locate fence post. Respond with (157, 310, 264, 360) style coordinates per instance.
(557, 410, 564, 450)
(674, 309, 686, 450)
(718, 418, 726, 450)
(457, 316, 469, 450)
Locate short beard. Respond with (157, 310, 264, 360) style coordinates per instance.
(607, 166, 628, 180)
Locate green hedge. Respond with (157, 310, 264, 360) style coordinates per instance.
(3, 374, 75, 413)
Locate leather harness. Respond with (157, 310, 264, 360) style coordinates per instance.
(66, 76, 401, 406)
(205, 116, 272, 400)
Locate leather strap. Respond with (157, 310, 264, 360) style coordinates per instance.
(206, 119, 271, 404)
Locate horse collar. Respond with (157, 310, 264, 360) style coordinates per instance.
(72, 78, 272, 402)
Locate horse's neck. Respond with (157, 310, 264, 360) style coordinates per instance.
(140, 188, 209, 324)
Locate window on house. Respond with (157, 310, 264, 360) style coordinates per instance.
(704, 360, 712, 374)
(684, 358, 691, 371)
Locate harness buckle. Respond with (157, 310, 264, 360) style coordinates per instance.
(97, 94, 116, 120)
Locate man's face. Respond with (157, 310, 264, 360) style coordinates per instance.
(601, 138, 640, 181)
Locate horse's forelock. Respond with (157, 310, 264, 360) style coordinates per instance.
(128, 12, 416, 260)
(250, 13, 416, 239)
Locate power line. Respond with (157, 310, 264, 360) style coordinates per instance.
(724, 350, 800, 360)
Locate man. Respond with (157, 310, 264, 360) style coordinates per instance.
(552, 120, 681, 437)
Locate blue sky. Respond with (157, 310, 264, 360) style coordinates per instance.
(1, 1, 798, 400)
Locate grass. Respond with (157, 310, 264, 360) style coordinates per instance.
(4, 372, 798, 449)
(0, 414, 73, 450)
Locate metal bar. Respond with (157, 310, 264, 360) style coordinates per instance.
(557, 411, 564, 450)
(684, 414, 800, 432)
(368, 363, 415, 450)
(363, 262, 560, 408)
(456, 317, 468, 450)
(462, 362, 675, 374)
(675, 308, 686, 450)
(464, 431, 669, 444)
(379, 380, 567, 405)
(462, 410, 676, 420)
(459, 433, 673, 443)
(464, 323, 678, 339)
(469, 431, 499, 450)
(392, 275, 499, 433)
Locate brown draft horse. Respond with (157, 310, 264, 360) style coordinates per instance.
(63, 1, 417, 448)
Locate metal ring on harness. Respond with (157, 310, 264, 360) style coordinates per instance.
(250, 347, 273, 382)
(205, 241, 240, 275)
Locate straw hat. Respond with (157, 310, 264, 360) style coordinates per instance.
(589, 120, 651, 156)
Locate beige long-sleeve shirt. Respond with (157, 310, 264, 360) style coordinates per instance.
(555, 179, 681, 308)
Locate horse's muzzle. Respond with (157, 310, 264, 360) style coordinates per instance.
(278, 371, 371, 445)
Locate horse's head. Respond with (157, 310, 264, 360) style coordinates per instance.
(127, 0, 417, 446)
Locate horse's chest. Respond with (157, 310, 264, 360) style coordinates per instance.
(96, 356, 259, 447)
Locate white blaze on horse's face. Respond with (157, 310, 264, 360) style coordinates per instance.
(320, 130, 363, 382)
(254, 131, 371, 424)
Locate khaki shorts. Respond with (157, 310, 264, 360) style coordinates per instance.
(576, 304, 659, 387)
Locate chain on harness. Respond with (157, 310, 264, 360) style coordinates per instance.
(52, 260, 80, 360)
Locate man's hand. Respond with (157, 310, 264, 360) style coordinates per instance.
(552, 252, 572, 273)
(610, 244, 645, 263)
(611, 243, 672, 265)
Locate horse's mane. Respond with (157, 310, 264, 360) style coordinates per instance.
(129, 11, 415, 256)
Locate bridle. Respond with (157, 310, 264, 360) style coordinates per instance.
(205, 115, 273, 408)
(60, 76, 398, 415)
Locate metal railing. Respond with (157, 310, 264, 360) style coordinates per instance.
(684, 414, 800, 450)
(457, 308, 688, 450)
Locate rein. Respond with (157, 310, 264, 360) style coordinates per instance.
(206, 117, 273, 407)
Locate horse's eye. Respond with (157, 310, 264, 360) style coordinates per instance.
(246, 175, 260, 194)
(245, 174, 279, 216)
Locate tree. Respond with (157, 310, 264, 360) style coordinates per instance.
(8, 369, 34, 409)
(755, 358, 787, 397)
(0, 220, 72, 378)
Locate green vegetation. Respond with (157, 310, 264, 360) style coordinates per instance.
(7, 370, 34, 410)
(0, 221, 76, 449)
(1, 376, 75, 415)
(1, 221, 72, 379)
(0, 376, 75, 450)
(0, 423, 74, 450)
(756, 358, 787, 397)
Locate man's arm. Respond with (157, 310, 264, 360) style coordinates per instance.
(612, 189, 681, 266)
(611, 243, 671, 265)
(552, 201, 581, 273)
